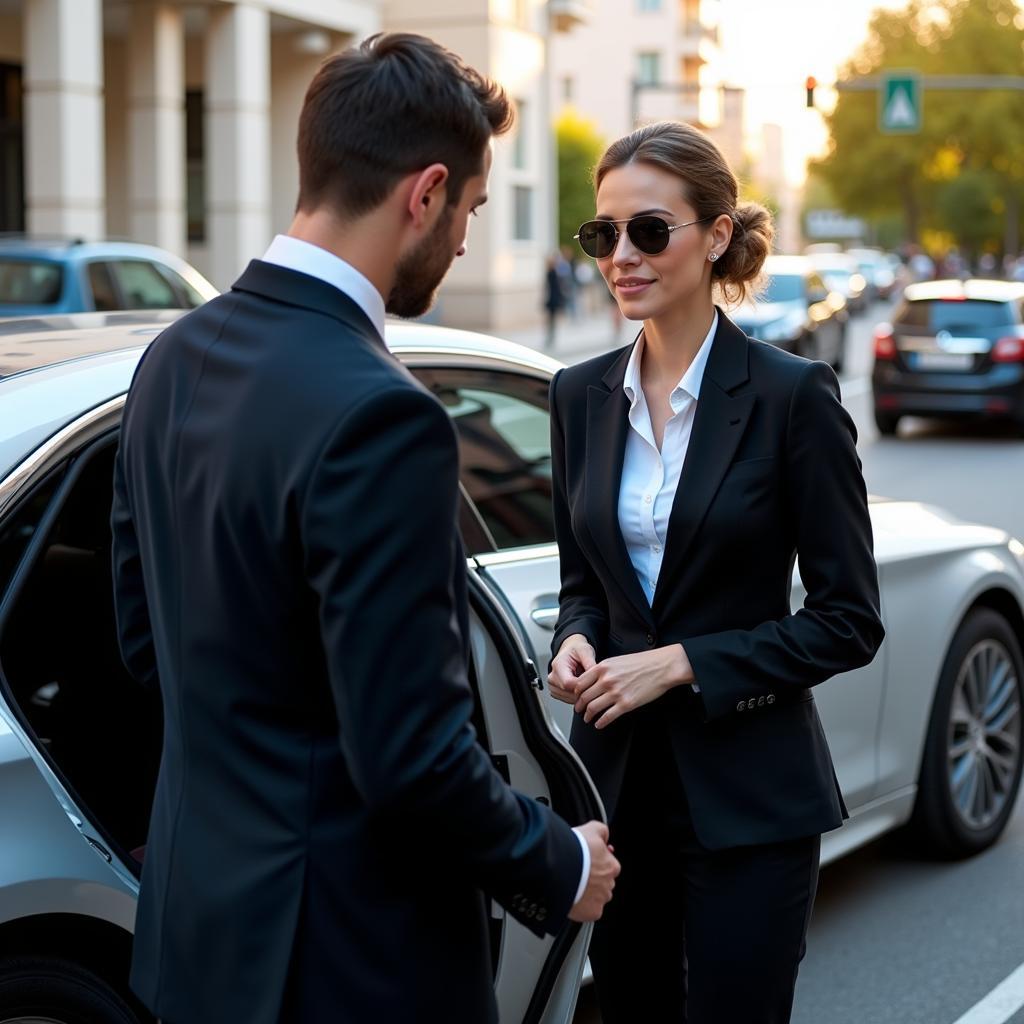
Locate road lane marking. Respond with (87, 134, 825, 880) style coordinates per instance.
(951, 961, 1024, 1024)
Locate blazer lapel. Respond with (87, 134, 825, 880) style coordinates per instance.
(584, 346, 654, 625)
(653, 313, 755, 614)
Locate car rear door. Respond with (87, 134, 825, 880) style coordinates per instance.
(0, 391, 601, 1024)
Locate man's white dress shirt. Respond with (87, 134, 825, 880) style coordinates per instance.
(262, 235, 386, 338)
(261, 235, 592, 906)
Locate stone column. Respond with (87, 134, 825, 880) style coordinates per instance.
(205, 3, 271, 288)
(23, 0, 105, 238)
(128, 1, 185, 253)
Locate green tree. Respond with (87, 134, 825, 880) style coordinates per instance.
(556, 109, 605, 249)
(811, 0, 1024, 254)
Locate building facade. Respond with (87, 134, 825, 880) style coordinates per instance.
(550, 0, 745, 169)
(0, 0, 586, 330)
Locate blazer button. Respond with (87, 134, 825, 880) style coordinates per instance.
(536, 908, 547, 923)
(767, 694, 776, 705)
(757, 696, 766, 707)
(736, 700, 746, 712)
(646, 633, 655, 645)
(747, 698, 756, 710)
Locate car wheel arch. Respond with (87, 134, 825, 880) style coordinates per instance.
(0, 912, 142, 1014)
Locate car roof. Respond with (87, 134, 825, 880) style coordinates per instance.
(0, 311, 186, 379)
(0, 237, 192, 263)
(0, 310, 562, 382)
(902, 279, 1024, 303)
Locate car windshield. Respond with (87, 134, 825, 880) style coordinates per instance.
(0, 259, 64, 306)
(762, 274, 804, 303)
(898, 299, 1015, 332)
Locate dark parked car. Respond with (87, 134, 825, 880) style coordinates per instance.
(0, 238, 218, 318)
(730, 255, 847, 370)
(872, 279, 1024, 436)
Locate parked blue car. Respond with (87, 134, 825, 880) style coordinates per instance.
(0, 238, 218, 317)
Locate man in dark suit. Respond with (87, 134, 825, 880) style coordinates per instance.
(111, 33, 617, 1024)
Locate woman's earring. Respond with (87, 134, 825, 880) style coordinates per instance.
(708, 252, 719, 262)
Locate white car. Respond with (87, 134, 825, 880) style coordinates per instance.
(0, 314, 1021, 1022)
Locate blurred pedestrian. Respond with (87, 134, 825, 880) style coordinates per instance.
(112, 32, 617, 1024)
(550, 120, 884, 1024)
(544, 252, 566, 349)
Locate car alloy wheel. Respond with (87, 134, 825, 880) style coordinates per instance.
(910, 608, 1024, 857)
(946, 638, 1022, 831)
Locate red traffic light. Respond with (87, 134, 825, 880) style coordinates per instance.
(806, 76, 817, 108)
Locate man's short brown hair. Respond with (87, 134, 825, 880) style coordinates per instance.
(296, 33, 514, 219)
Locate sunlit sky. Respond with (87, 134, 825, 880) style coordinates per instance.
(717, 0, 915, 184)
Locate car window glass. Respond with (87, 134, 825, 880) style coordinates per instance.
(157, 264, 205, 308)
(411, 368, 554, 553)
(899, 299, 1014, 331)
(0, 468, 64, 596)
(112, 260, 178, 309)
(87, 262, 120, 311)
(0, 260, 63, 306)
(763, 273, 804, 303)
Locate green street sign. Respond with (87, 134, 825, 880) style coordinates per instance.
(880, 72, 922, 133)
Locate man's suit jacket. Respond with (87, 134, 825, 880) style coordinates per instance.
(111, 260, 582, 1024)
(550, 310, 885, 848)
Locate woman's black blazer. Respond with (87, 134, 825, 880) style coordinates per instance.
(549, 310, 885, 849)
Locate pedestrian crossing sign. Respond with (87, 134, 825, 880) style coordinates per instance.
(880, 73, 921, 133)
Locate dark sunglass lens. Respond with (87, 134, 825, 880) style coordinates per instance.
(628, 216, 671, 255)
(578, 221, 616, 258)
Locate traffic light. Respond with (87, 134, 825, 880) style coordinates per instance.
(806, 76, 816, 108)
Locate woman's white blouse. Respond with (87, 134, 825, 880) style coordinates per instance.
(616, 311, 718, 606)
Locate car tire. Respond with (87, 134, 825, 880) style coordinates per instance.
(909, 608, 1024, 858)
(874, 409, 900, 436)
(0, 957, 144, 1024)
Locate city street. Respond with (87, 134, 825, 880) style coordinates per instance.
(538, 303, 1024, 1024)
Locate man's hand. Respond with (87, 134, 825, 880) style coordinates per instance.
(548, 634, 596, 704)
(568, 821, 620, 922)
(574, 644, 693, 729)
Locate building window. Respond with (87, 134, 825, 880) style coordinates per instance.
(512, 186, 533, 241)
(0, 64, 24, 234)
(635, 52, 661, 87)
(638, 0, 662, 10)
(185, 90, 205, 243)
(512, 100, 527, 170)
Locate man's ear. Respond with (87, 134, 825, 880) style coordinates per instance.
(407, 163, 450, 230)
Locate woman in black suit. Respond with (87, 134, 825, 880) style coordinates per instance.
(548, 121, 885, 1024)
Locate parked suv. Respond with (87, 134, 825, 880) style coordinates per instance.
(0, 238, 218, 318)
(872, 279, 1024, 436)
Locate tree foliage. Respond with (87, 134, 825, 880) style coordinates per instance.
(810, 0, 1024, 255)
(556, 109, 606, 249)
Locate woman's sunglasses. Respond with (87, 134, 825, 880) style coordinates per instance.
(574, 215, 716, 259)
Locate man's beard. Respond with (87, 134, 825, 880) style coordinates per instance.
(386, 205, 457, 319)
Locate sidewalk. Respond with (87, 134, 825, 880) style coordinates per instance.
(503, 308, 641, 366)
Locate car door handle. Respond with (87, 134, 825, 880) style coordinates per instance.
(530, 597, 560, 630)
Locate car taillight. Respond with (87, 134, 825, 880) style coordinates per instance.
(874, 324, 897, 360)
(992, 335, 1024, 363)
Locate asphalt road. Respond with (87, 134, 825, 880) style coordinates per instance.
(568, 301, 1024, 1024)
